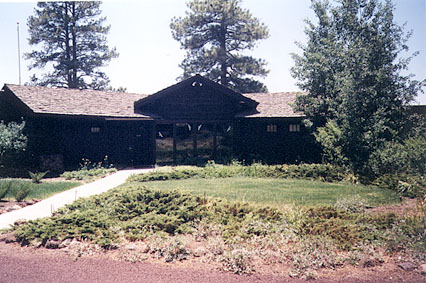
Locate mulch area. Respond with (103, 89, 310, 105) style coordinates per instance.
(0, 199, 40, 215)
(0, 241, 424, 283)
(367, 197, 420, 216)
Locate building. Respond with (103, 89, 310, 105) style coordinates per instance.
(0, 75, 319, 170)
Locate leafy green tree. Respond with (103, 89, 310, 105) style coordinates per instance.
(26, 1, 118, 90)
(171, 0, 269, 93)
(0, 121, 27, 165)
(292, 0, 425, 175)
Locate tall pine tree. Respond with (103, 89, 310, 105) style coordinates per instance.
(171, 0, 269, 93)
(26, 1, 118, 90)
(291, 0, 424, 175)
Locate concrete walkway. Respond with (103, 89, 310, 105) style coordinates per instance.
(0, 168, 153, 229)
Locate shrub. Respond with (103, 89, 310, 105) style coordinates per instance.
(148, 236, 190, 262)
(13, 182, 32, 202)
(61, 156, 116, 181)
(79, 156, 113, 171)
(0, 180, 13, 200)
(369, 135, 426, 177)
(29, 171, 48, 184)
(129, 163, 350, 183)
(335, 195, 368, 213)
(220, 248, 254, 274)
(385, 215, 426, 256)
(0, 120, 27, 165)
(12, 187, 207, 247)
(133, 235, 190, 262)
(206, 236, 226, 256)
(299, 206, 388, 250)
(289, 235, 341, 280)
(346, 243, 384, 267)
(373, 174, 425, 198)
(61, 167, 116, 181)
(276, 163, 349, 182)
(14, 210, 116, 248)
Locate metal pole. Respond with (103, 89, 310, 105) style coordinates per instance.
(17, 22, 22, 85)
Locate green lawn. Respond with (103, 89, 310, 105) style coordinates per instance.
(138, 177, 400, 207)
(1, 179, 80, 200)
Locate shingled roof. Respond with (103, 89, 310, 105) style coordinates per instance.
(3, 84, 150, 118)
(239, 92, 305, 118)
(2, 84, 305, 119)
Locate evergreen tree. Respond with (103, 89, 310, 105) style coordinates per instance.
(26, 1, 118, 90)
(291, 0, 424, 175)
(171, 0, 269, 93)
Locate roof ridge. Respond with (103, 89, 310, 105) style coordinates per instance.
(242, 91, 306, 95)
(4, 83, 147, 96)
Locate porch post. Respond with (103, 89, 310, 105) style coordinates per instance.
(193, 123, 198, 157)
(152, 121, 157, 165)
(173, 123, 177, 164)
(212, 123, 217, 160)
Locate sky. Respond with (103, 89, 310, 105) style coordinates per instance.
(0, 0, 425, 104)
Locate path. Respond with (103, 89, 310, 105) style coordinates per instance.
(0, 168, 153, 229)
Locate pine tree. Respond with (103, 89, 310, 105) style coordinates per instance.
(291, 0, 425, 175)
(171, 0, 269, 93)
(26, 1, 118, 90)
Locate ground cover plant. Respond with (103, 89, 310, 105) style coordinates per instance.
(0, 179, 80, 201)
(60, 157, 116, 181)
(7, 163, 424, 279)
(61, 168, 116, 181)
(128, 162, 351, 183)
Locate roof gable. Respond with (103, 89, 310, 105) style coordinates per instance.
(134, 75, 259, 121)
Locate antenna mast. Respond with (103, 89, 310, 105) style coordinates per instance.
(17, 22, 22, 85)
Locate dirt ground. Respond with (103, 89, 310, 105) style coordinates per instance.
(0, 199, 40, 215)
(367, 197, 420, 216)
(0, 241, 424, 283)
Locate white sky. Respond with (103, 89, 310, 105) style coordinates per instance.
(0, 0, 425, 104)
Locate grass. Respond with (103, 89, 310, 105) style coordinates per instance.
(0, 179, 80, 200)
(138, 177, 401, 207)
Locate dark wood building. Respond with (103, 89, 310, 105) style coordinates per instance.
(0, 75, 319, 169)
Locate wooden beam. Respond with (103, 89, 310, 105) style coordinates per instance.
(193, 123, 198, 157)
(173, 123, 177, 164)
(213, 123, 217, 160)
(152, 122, 157, 165)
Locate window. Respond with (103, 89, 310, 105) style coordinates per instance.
(91, 126, 100, 133)
(289, 124, 300, 132)
(266, 124, 277, 133)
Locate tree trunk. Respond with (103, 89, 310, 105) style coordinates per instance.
(71, 2, 78, 88)
(64, 2, 72, 88)
(219, 19, 228, 87)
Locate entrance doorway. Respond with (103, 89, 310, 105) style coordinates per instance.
(155, 122, 233, 165)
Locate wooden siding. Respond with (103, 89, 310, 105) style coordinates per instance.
(233, 118, 321, 164)
(5, 115, 154, 169)
(138, 84, 247, 121)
